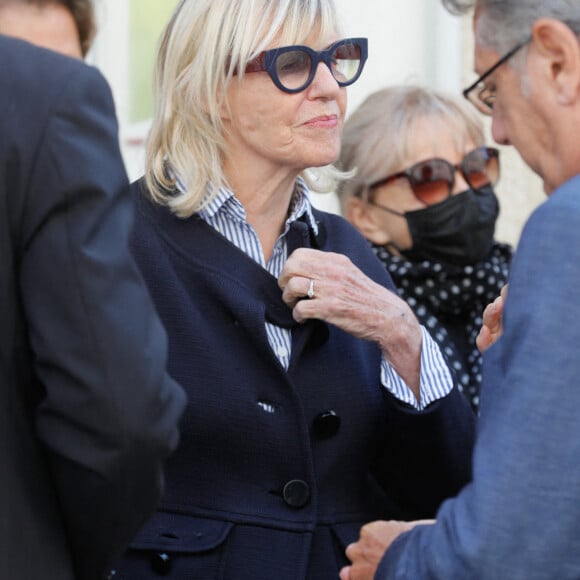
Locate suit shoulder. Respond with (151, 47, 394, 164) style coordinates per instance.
(0, 35, 79, 82)
(523, 175, 580, 239)
(312, 207, 372, 250)
(0, 35, 107, 107)
(312, 207, 362, 237)
(128, 177, 150, 198)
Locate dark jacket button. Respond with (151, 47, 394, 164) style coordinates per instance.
(151, 552, 172, 575)
(282, 479, 310, 508)
(313, 410, 341, 439)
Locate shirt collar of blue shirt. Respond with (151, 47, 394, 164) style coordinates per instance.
(176, 175, 319, 238)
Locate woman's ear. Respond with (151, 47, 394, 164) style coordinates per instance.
(345, 197, 390, 245)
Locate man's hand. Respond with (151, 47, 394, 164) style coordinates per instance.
(476, 284, 508, 353)
(339, 519, 434, 580)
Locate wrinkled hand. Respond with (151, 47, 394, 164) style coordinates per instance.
(339, 520, 434, 580)
(278, 248, 422, 398)
(476, 284, 508, 353)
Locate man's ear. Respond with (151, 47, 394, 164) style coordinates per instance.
(531, 18, 580, 106)
(345, 197, 390, 245)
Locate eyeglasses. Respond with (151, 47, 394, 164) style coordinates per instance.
(368, 146, 500, 207)
(234, 37, 368, 94)
(462, 36, 531, 115)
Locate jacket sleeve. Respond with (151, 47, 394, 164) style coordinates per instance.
(18, 63, 186, 580)
(376, 187, 580, 579)
(323, 215, 477, 518)
(371, 385, 475, 519)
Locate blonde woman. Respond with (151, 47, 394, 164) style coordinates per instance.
(113, 3, 475, 579)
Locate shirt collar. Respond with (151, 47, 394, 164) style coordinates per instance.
(178, 175, 318, 236)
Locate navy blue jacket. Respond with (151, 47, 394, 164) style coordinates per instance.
(0, 37, 185, 580)
(115, 182, 475, 580)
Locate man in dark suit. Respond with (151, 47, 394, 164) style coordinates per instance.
(0, 35, 186, 580)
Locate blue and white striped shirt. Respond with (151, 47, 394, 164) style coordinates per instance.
(196, 177, 452, 410)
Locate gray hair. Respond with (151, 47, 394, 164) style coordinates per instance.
(145, 0, 345, 218)
(442, 0, 580, 54)
(337, 85, 485, 212)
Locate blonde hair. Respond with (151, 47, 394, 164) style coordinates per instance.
(337, 85, 485, 212)
(146, 0, 345, 218)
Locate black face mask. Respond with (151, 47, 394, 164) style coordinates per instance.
(396, 186, 500, 266)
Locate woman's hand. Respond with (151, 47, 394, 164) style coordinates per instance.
(279, 248, 423, 401)
(476, 284, 508, 353)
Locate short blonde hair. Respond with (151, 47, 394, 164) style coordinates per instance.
(337, 85, 485, 212)
(146, 0, 345, 218)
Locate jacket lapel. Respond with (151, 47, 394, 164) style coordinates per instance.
(138, 193, 329, 366)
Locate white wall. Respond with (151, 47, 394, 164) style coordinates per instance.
(336, 0, 462, 112)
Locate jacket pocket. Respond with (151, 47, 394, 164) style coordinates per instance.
(113, 511, 233, 579)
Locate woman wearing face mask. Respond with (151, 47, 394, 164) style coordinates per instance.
(338, 85, 512, 412)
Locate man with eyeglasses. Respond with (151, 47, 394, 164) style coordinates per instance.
(340, 1, 580, 579)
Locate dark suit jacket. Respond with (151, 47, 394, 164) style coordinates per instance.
(113, 184, 475, 580)
(0, 36, 185, 580)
